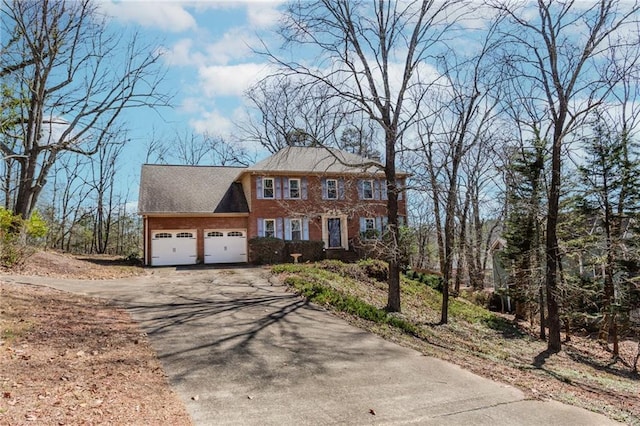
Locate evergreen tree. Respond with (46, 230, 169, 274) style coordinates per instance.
(576, 113, 640, 356)
(503, 138, 546, 336)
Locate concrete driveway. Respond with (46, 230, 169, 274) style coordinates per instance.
(4, 267, 619, 425)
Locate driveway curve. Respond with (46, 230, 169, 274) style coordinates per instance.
(3, 267, 620, 425)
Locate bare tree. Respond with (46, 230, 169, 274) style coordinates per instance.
(242, 74, 346, 153)
(88, 132, 125, 254)
(264, 0, 467, 312)
(493, 0, 640, 352)
(160, 130, 253, 166)
(42, 153, 92, 251)
(0, 0, 169, 220)
(173, 130, 216, 166)
(415, 30, 501, 323)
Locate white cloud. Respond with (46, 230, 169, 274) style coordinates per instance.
(246, 2, 283, 29)
(160, 38, 207, 67)
(100, 2, 197, 32)
(205, 27, 258, 65)
(190, 109, 234, 136)
(198, 63, 272, 97)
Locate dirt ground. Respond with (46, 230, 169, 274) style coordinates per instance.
(2, 250, 148, 280)
(0, 251, 191, 425)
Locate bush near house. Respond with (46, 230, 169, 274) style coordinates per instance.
(284, 240, 324, 263)
(248, 237, 286, 265)
(249, 237, 325, 264)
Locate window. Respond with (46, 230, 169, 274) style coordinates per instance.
(290, 218, 302, 241)
(227, 231, 244, 237)
(364, 218, 375, 232)
(176, 232, 193, 238)
(326, 179, 338, 200)
(362, 218, 378, 239)
(264, 219, 276, 238)
(207, 231, 224, 237)
(289, 178, 300, 199)
(362, 180, 374, 199)
(263, 178, 274, 198)
(154, 232, 172, 239)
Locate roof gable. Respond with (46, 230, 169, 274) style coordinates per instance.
(248, 146, 386, 175)
(138, 165, 248, 214)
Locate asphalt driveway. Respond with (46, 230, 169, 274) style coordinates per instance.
(4, 267, 620, 425)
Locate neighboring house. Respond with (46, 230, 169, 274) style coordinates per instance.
(138, 146, 408, 266)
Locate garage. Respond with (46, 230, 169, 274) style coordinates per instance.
(204, 229, 247, 263)
(151, 230, 197, 266)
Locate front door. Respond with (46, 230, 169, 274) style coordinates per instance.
(328, 218, 342, 248)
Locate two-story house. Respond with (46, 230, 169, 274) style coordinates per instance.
(138, 146, 408, 266)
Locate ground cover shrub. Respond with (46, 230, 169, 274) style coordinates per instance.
(282, 273, 419, 336)
(357, 258, 388, 282)
(405, 269, 443, 292)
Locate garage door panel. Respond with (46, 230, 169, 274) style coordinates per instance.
(151, 230, 197, 266)
(204, 229, 247, 264)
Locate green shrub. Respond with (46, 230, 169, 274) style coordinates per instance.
(0, 208, 49, 267)
(404, 268, 443, 292)
(248, 237, 285, 265)
(284, 240, 324, 263)
(357, 258, 388, 282)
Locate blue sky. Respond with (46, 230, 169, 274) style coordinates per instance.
(96, 1, 284, 199)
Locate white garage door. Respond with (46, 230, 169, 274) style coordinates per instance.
(151, 230, 197, 266)
(204, 229, 247, 264)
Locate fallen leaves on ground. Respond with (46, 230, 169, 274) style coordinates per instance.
(0, 281, 191, 425)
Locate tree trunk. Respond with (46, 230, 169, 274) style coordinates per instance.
(545, 129, 562, 352)
(385, 129, 401, 313)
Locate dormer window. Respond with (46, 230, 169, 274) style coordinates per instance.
(263, 178, 274, 199)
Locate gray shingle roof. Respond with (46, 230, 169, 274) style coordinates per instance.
(248, 146, 386, 174)
(138, 165, 248, 214)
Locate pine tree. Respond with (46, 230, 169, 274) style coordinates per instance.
(503, 138, 546, 336)
(576, 113, 640, 356)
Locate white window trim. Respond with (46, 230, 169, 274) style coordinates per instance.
(290, 218, 302, 240)
(320, 213, 349, 250)
(364, 218, 375, 231)
(362, 180, 374, 200)
(264, 218, 276, 237)
(263, 177, 275, 199)
(326, 178, 338, 200)
(289, 178, 301, 199)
